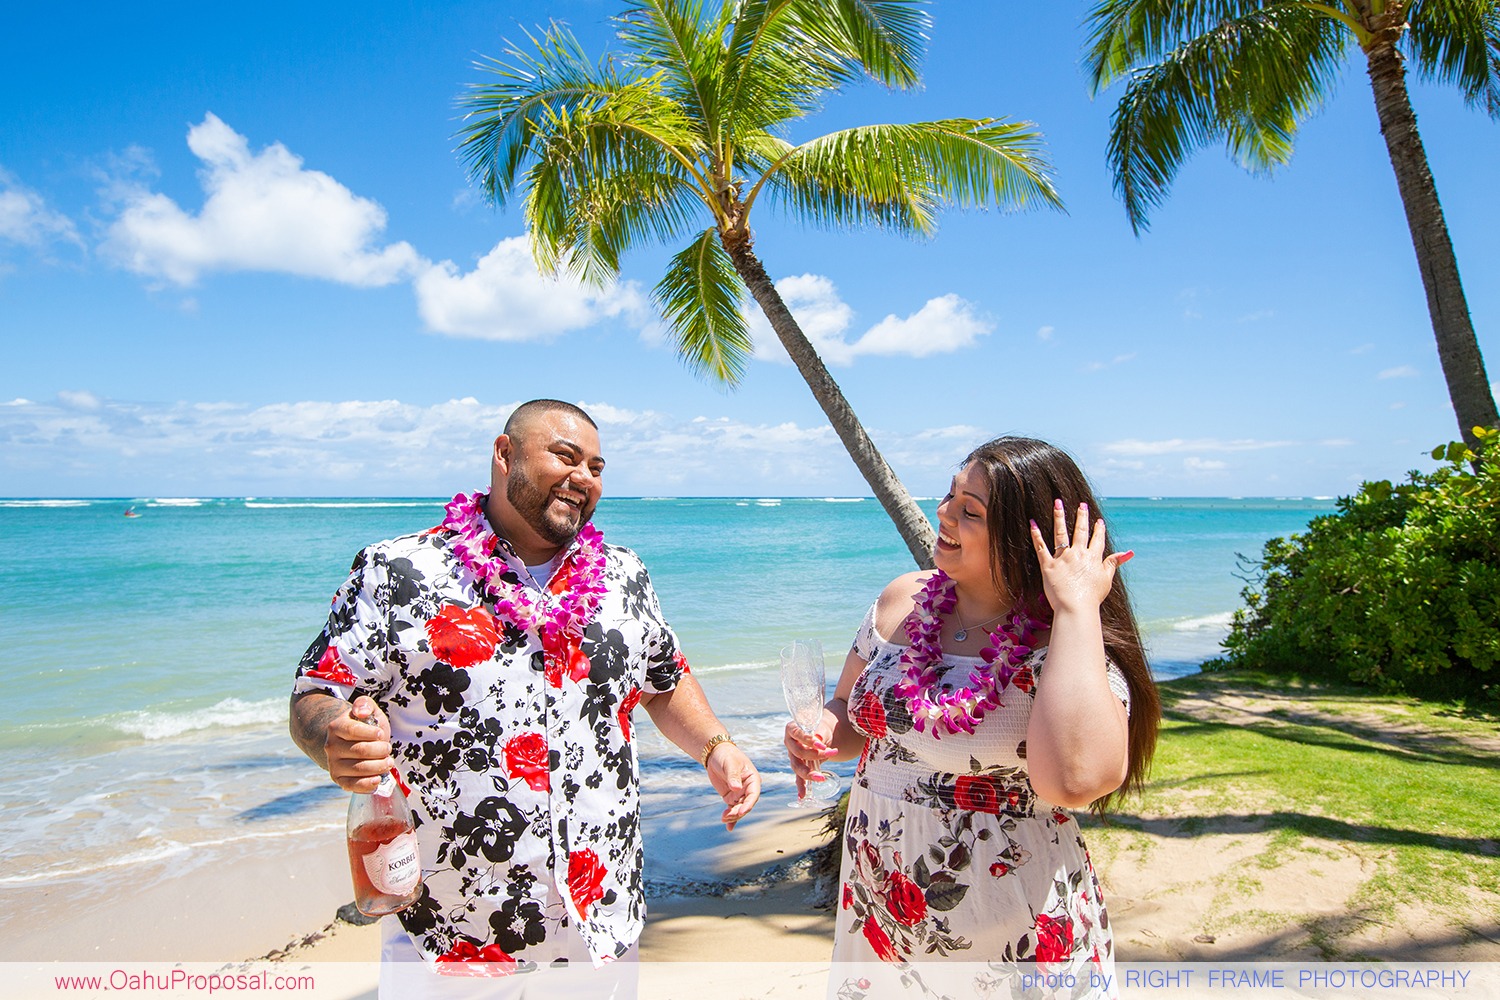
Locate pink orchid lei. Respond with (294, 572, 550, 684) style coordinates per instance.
(892, 570, 1044, 738)
(439, 491, 607, 652)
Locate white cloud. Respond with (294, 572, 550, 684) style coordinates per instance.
(1378, 365, 1419, 379)
(413, 237, 648, 342)
(1184, 457, 1228, 472)
(0, 168, 81, 250)
(748, 274, 990, 365)
(1350, 343, 1375, 355)
(56, 390, 102, 410)
(1086, 352, 1137, 372)
(1102, 438, 1297, 456)
(0, 394, 975, 498)
(101, 113, 422, 286)
(1036, 325, 1054, 341)
(1236, 309, 1275, 324)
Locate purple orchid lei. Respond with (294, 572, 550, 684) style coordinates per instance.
(439, 490, 607, 646)
(892, 570, 1043, 738)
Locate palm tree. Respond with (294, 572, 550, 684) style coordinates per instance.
(1084, 0, 1499, 452)
(455, 0, 1061, 567)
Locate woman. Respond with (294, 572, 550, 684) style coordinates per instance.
(786, 437, 1159, 989)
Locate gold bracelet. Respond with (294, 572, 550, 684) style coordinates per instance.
(699, 733, 735, 767)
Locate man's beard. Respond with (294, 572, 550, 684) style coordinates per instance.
(506, 470, 591, 547)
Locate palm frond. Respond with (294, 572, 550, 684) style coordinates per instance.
(654, 228, 753, 385)
(1084, 0, 1279, 92)
(807, 0, 931, 89)
(721, 0, 846, 133)
(455, 24, 628, 209)
(1101, 4, 1346, 233)
(524, 102, 710, 285)
(756, 119, 1061, 236)
(1406, 0, 1500, 117)
(616, 0, 726, 136)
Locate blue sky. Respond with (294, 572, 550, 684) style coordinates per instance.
(2, 1, 1496, 499)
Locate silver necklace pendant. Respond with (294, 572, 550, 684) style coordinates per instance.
(954, 628, 968, 642)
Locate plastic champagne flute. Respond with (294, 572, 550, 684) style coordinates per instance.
(780, 639, 841, 808)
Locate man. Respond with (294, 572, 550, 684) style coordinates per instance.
(290, 399, 760, 995)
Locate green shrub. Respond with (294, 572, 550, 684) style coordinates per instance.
(1209, 427, 1500, 702)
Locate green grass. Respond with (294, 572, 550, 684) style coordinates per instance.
(1084, 668, 1500, 957)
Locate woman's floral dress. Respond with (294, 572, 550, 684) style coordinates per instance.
(832, 603, 1131, 991)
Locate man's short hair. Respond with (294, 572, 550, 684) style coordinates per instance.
(504, 399, 598, 438)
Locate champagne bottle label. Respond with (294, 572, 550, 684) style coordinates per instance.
(362, 831, 421, 895)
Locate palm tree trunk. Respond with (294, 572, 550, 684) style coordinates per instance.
(1363, 38, 1498, 452)
(724, 240, 937, 569)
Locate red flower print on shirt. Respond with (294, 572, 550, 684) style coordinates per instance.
(1033, 913, 1075, 964)
(861, 913, 900, 963)
(543, 632, 591, 688)
(953, 775, 1001, 814)
(618, 687, 642, 741)
(568, 848, 608, 920)
(306, 646, 357, 687)
(884, 871, 927, 927)
(850, 688, 888, 738)
(674, 650, 691, 674)
(990, 861, 1013, 878)
(425, 604, 499, 669)
(435, 939, 516, 976)
(503, 732, 550, 792)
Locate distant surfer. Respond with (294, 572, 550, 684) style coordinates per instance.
(123, 506, 140, 518)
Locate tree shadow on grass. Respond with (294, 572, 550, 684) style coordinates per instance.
(1161, 697, 1500, 772)
(1101, 809, 1498, 858)
(1164, 676, 1500, 764)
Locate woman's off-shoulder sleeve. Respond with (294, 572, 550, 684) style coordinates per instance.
(851, 601, 880, 662)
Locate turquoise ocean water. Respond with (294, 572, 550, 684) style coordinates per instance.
(0, 494, 1331, 924)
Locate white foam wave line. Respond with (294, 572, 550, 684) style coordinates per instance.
(753, 499, 781, 506)
(111, 697, 286, 740)
(0, 822, 345, 885)
(1169, 612, 1235, 631)
(0, 499, 91, 507)
(817, 497, 864, 503)
(149, 498, 206, 506)
(687, 659, 775, 676)
(243, 501, 441, 509)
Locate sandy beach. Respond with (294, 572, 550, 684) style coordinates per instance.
(8, 678, 1496, 1000)
(258, 681, 1500, 996)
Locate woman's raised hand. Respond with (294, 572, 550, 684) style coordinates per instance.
(1029, 499, 1134, 615)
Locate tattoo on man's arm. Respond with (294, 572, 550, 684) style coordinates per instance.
(289, 693, 347, 770)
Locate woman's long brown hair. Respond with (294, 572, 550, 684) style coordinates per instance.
(963, 436, 1160, 811)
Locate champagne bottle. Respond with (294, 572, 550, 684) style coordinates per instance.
(345, 706, 422, 916)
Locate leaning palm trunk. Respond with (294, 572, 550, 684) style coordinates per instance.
(726, 239, 937, 568)
(1085, 0, 1499, 461)
(457, 1, 1060, 564)
(1363, 35, 1498, 452)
